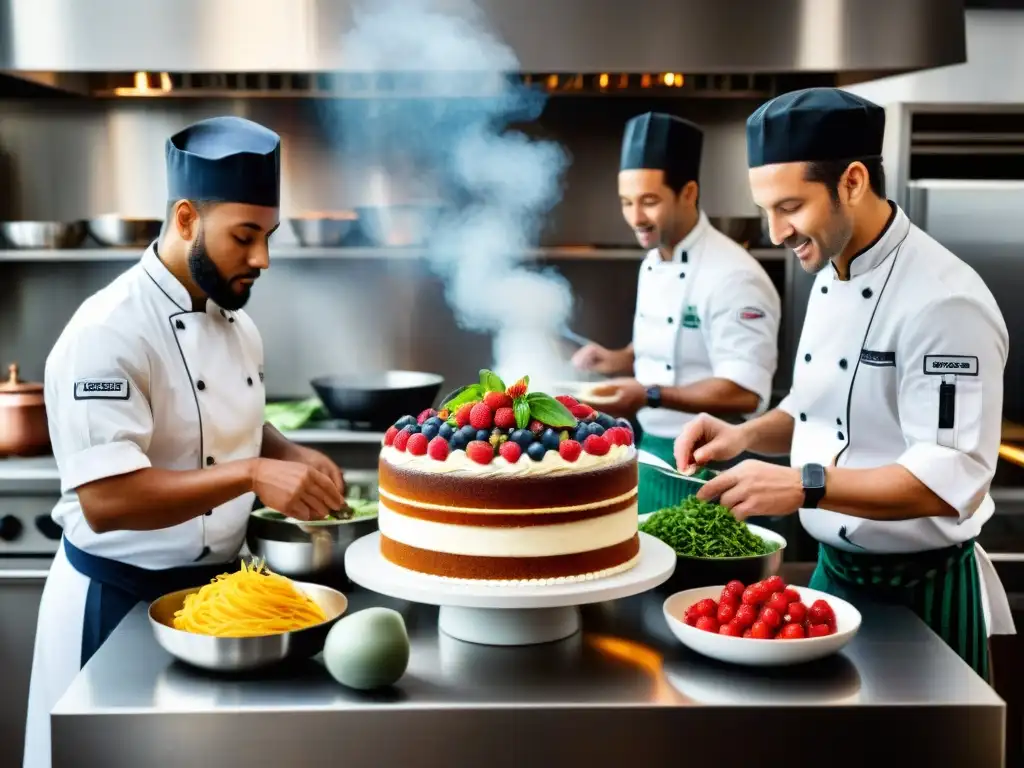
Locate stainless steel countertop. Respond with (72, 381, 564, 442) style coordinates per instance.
(51, 588, 1005, 767)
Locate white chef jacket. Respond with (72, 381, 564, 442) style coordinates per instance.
(44, 243, 267, 568)
(633, 210, 781, 438)
(782, 203, 1014, 634)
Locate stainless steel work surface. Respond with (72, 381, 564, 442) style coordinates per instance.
(52, 589, 1005, 768)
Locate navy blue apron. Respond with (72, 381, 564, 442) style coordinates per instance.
(62, 538, 230, 667)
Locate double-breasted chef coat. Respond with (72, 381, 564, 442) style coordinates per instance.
(23, 243, 267, 768)
(633, 210, 782, 439)
(781, 204, 1015, 636)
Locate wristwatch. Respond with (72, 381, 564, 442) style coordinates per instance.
(801, 463, 826, 509)
(645, 385, 662, 408)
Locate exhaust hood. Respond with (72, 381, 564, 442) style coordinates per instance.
(0, 0, 967, 92)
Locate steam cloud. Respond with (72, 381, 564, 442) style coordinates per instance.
(327, 0, 576, 389)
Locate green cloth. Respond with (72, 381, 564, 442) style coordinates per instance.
(809, 540, 989, 681)
(637, 433, 713, 515)
(263, 398, 328, 432)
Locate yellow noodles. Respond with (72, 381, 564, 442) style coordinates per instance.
(172, 559, 327, 637)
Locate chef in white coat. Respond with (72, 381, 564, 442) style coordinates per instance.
(572, 112, 781, 514)
(23, 116, 345, 768)
(675, 88, 1014, 680)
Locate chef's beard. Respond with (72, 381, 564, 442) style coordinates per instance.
(188, 229, 258, 311)
(787, 208, 854, 275)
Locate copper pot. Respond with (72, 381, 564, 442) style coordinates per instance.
(0, 363, 50, 457)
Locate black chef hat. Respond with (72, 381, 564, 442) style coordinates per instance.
(165, 116, 281, 207)
(746, 87, 885, 168)
(620, 112, 703, 192)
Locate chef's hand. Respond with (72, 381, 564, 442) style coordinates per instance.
(674, 413, 748, 473)
(250, 458, 344, 521)
(572, 343, 620, 375)
(581, 378, 647, 417)
(286, 444, 345, 496)
(695, 460, 804, 521)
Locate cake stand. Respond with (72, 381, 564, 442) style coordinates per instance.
(344, 532, 676, 646)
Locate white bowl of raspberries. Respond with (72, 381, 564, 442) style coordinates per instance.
(663, 575, 862, 666)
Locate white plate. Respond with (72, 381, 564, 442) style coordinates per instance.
(550, 380, 618, 405)
(663, 584, 862, 667)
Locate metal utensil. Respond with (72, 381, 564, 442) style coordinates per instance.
(148, 581, 348, 671)
(87, 215, 162, 247)
(247, 507, 379, 577)
(289, 214, 358, 247)
(637, 450, 713, 485)
(0, 221, 88, 249)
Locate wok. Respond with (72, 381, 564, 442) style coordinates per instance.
(310, 370, 444, 431)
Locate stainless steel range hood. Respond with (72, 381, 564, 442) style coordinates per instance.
(0, 0, 966, 78)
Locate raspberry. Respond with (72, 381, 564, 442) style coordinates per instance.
(469, 402, 493, 430)
(582, 434, 610, 456)
(555, 394, 578, 408)
(455, 403, 475, 427)
(427, 436, 450, 461)
(499, 441, 522, 463)
(493, 407, 516, 430)
(393, 430, 412, 452)
(407, 433, 428, 455)
(570, 403, 594, 420)
(506, 378, 528, 399)
(466, 440, 494, 464)
(603, 426, 626, 446)
(417, 408, 437, 424)
(384, 426, 399, 446)
(528, 419, 545, 435)
(558, 439, 582, 462)
(483, 391, 513, 411)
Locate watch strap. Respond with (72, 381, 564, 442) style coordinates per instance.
(801, 463, 826, 509)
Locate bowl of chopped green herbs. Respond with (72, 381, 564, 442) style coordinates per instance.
(638, 496, 786, 592)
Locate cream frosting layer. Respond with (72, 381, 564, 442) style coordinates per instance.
(380, 443, 635, 476)
(378, 501, 638, 557)
(400, 552, 642, 587)
(377, 487, 637, 515)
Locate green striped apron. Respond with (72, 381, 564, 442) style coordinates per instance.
(809, 540, 990, 681)
(637, 433, 712, 514)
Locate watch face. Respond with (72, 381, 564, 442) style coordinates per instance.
(804, 464, 826, 488)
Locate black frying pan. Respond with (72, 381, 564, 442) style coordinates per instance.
(310, 370, 444, 431)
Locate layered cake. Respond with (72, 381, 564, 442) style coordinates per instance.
(377, 371, 640, 584)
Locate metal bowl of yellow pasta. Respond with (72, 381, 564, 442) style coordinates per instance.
(148, 578, 348, 672)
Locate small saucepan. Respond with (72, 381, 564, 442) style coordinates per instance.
(0, 363, 51, 457)
(309, 370, 444, 431)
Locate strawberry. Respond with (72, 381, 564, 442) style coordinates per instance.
(734, 604, 758, 628)
(750, 620, 773, 639)
(778, 623, 806, 639)
(392, 430, 412, 452)
(528, 419, 545, 435)
(808, 623, 833, 638)
(718, 621, 742, 637)
(582, 434, 610, 456)
(725, 580, 746, 599)
(742, 628, 753, 638)
(767, 591, 790, 614)
(494, 406, 516, 430)
(763, 575, 786, 593)
(384, 426, 399, 446)
(690, 598, 717, 618)
(808, 599, 836, 627)
(694, 616, 719, 633)
(783, 587, 802, 604)
(469, 403, 493, 430)
(555, 394, 578, 408)
(466, 440, 494, 464)
(719, 588, 738, 607)
(741, 586, 764, 606)
(498, 441, 522, 463)
(717, 601, 737, 624)
(558, 440, 582, 462)
(427, 436, 450, 461)
(455, 403, 475, 427)
(407, 433, 428, 455)
(506, 378, 527, 399)
(417, 408, 437, 424)
(483, 391, 513, 411)
(570, 403, 594, 420)
(784, 602, 808, 625)
(759, 606, 782, 630)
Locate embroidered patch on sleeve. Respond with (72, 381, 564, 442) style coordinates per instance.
(859, 349, 895, 367)
(74, 378, 130, 400)
(737, 306, 766, 321)
(923, 355, 979, 376)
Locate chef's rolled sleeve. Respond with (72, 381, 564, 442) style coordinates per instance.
(48, 324, 154, 493)
(707, 271, 781, 411)
(895, 296, 1007, 522)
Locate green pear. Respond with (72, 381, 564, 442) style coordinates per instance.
(322, 608, 410, 690)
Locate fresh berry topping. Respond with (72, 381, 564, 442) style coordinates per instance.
(558, 439, 582, 462)
(509, 429, 534, 449)
(394, 415, 417, 430)
(438, 422, 454, 440)
(506, 378, 527, 399)
(570, 403, 594, 420)
(437, 408, 450, 420)
(421, 420, 442, 441)
(392, 430, 412, 452)
(417, 408, 438, 424)
(466, 440, 494, 464)
(475, 428, 490, 443)
(554, 394, 578, 408)
(401, 424, 420, 435)
(526, 442, 548, 461)
(450, 430, 471, 451)
(499, 441, 522, 463)
(582, 434, 610, 456)
(427, 436, 450, 461)
(604, 426, 630, 446)
(541, 428, 561, 451)
(528, 419, 545, 435)
(469, 403, 493, 430)
(384, 426, 399, 446)
(455, 403, 475, 428)
(483, 391, 513, 411)
(489, 429, 508, 448)
(406, 433, 428, 455)
(494, 406, 516, 430)
(595, 413, 616, 429)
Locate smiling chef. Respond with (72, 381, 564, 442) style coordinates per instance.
(572, 112, 781, 514)
(674, 87, 1015, 679)
(23, 116, 344, 768)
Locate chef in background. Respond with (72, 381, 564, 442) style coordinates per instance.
(23, 116, 344, 768)
(572, 112, 781, 514)
(675, 88, 1014, 679)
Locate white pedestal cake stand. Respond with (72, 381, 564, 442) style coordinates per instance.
(345, 531, 676, 646)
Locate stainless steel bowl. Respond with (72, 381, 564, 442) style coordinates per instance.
(246, 507, 379, 577)
(149, 581, 348, 671)
(355, 204, 444, 248)
(657, 524, 787, 593)
(289, 215, 359, 247)
(0, 221, 88, 249)
(88, 215, 163, 247)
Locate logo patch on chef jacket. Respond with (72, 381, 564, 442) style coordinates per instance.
(860, 349, 895, 367)
(682, 304, 701, 329)
(923, 355, 978, 376)
(737, 306, 765, 321)
(73, 378, 129, 400)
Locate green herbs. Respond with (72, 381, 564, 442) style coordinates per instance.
(639, 497, 778, 558)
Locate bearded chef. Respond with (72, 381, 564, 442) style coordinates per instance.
(23, 116, 345, 768)
(675, 88, 1014, 680)
(572, 112, 781, 514)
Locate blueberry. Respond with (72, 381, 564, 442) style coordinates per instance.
(541, 428, 561, 451)
(527, 442, 548, 462)
(615, 418, 634, 433)
(394, 415, 416, 429)
(451, 431, 470, 450)
(459, 425, 477, 439)
(421, 422, 440, 441)
(596, 413, 616, 429)
(510, 429, 534, 449)
(438, 423, 454, 440)
(588, 422, 605, 437)
(402, 424, 420, 435)
(574, 425, 590, 443)
(476, 429, 490, 442)
(424, 416, 444, 429)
